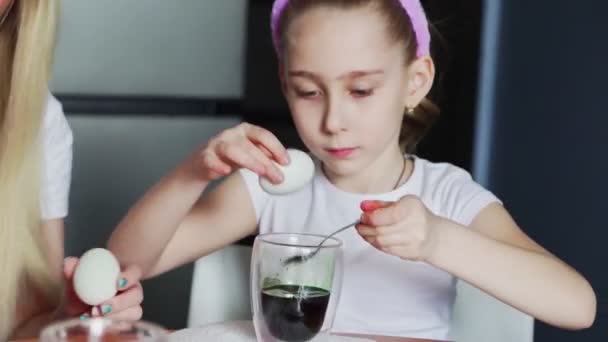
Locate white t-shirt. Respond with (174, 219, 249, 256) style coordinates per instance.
(40, 94, 73, 220)
(240, 155, 499, 340)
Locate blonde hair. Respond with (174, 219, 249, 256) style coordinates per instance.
(276, 0, 440, 153)
(0, 0, 61, 338)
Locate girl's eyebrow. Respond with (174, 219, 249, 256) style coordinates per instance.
(288, 69, 385, 81)
(340, 70, 385, 80)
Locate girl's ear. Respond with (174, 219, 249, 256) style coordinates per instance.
(404, 56, 435, 108)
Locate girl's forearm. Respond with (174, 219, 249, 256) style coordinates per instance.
(428, 221, 596, 330)
(108, 157, 209, 276)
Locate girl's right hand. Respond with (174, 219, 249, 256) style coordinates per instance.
(195, 123, 290, 183)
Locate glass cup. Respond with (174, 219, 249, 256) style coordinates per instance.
(39, 318, 168, 342)
(251, 233, 343, 342)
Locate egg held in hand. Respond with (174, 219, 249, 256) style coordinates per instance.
(259, 149, 315, 195)
(73, 248, 121, 306)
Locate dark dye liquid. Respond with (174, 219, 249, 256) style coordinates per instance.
(261, 284, 331, 342)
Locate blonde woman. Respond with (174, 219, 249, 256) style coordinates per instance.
(1, 0, 143, 339)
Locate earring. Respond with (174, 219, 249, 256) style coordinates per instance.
(406, 106, 415, 115)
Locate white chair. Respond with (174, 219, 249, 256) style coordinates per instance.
(451, 281, 534, 342)
(188, 245, 254, 328)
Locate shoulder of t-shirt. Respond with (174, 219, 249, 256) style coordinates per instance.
(413, 156, 501, 226)
(43, 93, 73, 144)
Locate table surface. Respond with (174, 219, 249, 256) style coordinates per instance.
(13, 334, 442, 342)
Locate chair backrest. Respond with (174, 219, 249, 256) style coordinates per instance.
(451, 281, 533, 342)
(188, 245, 254, 328)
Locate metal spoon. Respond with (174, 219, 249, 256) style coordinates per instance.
(282, 219, 360, 266)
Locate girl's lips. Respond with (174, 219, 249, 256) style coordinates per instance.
(326, 147, 357, 158)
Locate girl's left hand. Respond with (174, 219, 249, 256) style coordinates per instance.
(356, 196, 443, 262)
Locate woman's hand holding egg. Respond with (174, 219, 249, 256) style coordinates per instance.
(58, 248, 144, 320)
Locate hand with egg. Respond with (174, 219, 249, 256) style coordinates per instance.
(356, 197, 445, 262)
(195, 122, 289, 184)
(57, 257, 144, 320)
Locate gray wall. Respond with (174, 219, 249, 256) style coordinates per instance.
(51, 0, 247, 98)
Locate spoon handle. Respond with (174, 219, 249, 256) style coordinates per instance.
(319, 219, 360, 246)
(282, 219, 361, 266)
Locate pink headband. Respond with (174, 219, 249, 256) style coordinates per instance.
(271, 0, 431, 58)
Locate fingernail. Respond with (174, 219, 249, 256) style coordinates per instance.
(360, 201, 372, 211)
(361, 200, 379, 212)
(118, 277, 127, 289)
(80, 314, 89, 321)
(101, 304, 112, 315)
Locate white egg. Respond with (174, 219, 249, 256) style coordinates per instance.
(259, 149, 315, 195)
(73, 248, 121, 306)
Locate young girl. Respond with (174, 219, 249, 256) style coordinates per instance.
(109, 0, 596, 339)
(0, 0, 142, 339)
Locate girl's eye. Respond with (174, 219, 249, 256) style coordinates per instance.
(351, 89, 373, 97)
(295, 89, 321, 98)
